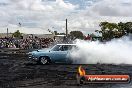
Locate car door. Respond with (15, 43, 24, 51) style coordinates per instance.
(50, 45, 66, 62)
(60, 45, 69, 62)
(50, 45, 68, 63)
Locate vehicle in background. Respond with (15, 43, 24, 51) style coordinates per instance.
(28, 44, 77, 64)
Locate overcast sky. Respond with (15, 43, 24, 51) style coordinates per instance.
(0, 0, 132, 34)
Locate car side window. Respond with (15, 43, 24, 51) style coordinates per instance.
(61, 45, 69, 51)
(52, 45, 77, 51)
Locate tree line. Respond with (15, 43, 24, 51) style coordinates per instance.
(11, 21, 132, 41)
(69, 22, 132, 41)
(96, 22, 132, 41)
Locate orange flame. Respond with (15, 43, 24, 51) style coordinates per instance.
(78, 66, 86, 76)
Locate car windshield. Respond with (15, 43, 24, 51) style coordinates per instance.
(51, 45, 61, 51)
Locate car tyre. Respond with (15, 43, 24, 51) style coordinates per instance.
(39, 56, 50, 65)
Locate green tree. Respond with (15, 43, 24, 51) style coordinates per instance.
(125, 22, 132, 34)
(96, 21, 132, 41)
(98, 22, 119, 40)
(12, 30, 22, 38)
(54, 31, 58, 35)
(118, 22, 132, 35)
(59, 33, 65, 35)
(117, 22, 126, 37)
(70, 31, 84, 39)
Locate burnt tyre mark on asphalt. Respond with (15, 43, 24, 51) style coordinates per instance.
(0, 52, 132, 88)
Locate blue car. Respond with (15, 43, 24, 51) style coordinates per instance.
(28, 44, 76, 64)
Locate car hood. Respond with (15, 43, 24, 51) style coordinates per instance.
(29, 48, 50, 54)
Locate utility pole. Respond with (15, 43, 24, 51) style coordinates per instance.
(7, 28, 8, 38)
(66, 19, 68, 37)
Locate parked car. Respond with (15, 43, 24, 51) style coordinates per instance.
(28, 44, 77, 64)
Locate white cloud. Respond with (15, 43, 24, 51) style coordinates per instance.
(56, 0, 77, 10)
(65, 0, 132, 34)
(0, 0, 78, 34)
(10, 0, 53, 11)
(0, 0, 132, 35)
(88, 0, 132, 16)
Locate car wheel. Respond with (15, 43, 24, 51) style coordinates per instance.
(40, 57, 49, 65)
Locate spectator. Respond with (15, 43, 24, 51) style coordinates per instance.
(85, 34, 91, 40)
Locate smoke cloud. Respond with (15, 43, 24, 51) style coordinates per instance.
(70, 36, 132, 64)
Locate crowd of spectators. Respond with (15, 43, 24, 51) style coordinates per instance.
(0, 37, 54, 49)
(0, 34, 80, 49)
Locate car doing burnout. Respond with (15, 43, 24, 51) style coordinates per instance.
(28, 44, 77, 64)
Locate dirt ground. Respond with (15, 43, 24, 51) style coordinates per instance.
(0, 49, 132, 88)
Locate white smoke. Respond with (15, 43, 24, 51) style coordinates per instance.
(70, 36, 132, 64)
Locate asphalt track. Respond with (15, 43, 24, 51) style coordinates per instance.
(0, 49, 132, 88)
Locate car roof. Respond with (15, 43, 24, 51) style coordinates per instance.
(56, 44, 76, 46)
